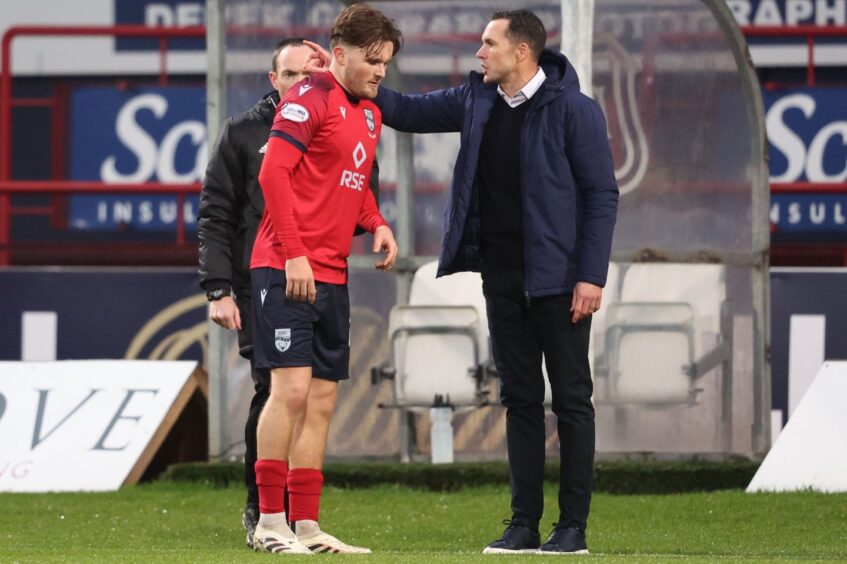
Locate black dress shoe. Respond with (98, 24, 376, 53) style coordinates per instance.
(539, 524, 589, 554)
(482, 519, 541, 554)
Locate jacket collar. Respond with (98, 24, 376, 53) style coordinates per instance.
(497, 66, 546, 107)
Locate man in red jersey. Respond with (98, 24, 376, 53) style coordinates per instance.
(249, 4, 402, 555)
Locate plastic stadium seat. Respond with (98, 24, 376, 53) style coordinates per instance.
(387, 305, 485, 408)
(594, 263, 731, 407)
(374, 261, 492, 410)
(392, 260, 557, 406)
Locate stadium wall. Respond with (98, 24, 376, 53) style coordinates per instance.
(2, 267, 846, 459)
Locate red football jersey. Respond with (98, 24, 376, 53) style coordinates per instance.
(251, 72, 386, 283)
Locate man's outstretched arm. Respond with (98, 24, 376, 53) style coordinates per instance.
(374, 84, 466, 134)
(302, 39, 465, 134)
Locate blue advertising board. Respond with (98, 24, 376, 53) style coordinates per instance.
(770, 194, 847, 236)
(0, 268, 205, 362)
(765, 88, 847, 236)
(764, 88, 847, 184)
(770, 268, 847, 424)
(69, 86, 205, 231)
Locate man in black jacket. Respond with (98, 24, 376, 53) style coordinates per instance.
(198, 38, 379, 549)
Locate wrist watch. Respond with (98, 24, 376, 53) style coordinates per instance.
(206, 288, 231, 302)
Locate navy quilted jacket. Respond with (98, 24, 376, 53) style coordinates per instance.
(374, 49, 618, 296)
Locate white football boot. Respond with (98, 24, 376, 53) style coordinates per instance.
(253, 522, 313, 555)
(296, 526, 372, 554)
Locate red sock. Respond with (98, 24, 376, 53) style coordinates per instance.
(255, 459, 288, 515)
(287, 468, 324, 523)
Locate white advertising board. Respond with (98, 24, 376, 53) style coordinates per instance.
(747, 361, 847, 493)
(0, 360, 204, 492)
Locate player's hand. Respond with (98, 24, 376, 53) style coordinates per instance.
(285, 256, 317, 304)
(209, 295, 242, 330)
(571, 282, 602, 323)
(373, 225, 398, 271)
(303, 40, 331, 73)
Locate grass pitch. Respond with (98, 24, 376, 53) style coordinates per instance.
(1, 482, 845, 562)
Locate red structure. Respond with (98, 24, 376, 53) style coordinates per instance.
(0, 25, 205, 265)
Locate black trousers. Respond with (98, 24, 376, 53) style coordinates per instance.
(244, 366, 270, 509)
(482, 268, 595, 532)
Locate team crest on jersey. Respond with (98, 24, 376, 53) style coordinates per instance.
(275, 328, 291, 352)
(592, 34, 649, 196)
(281, 102, 309, 123)
(364, 109, 375, 132)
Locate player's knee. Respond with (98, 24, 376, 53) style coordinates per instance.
(285, 386, 310, 413)
(269, 380, 309, 413)
(310, 393, 336, 420)
(309, 382, 338, 417)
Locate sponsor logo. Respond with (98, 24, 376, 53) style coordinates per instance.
(340, 170, 366, 191)
(68, 86, 205, 231)
(274, 328, 291, 352)
(339, 106, 346, 119)
(260, 288, 268, 306)
(298, 84, 313, 96)
(96, 91, 207, 184)
(727, 0, 847, 28)
(281, 103, 309, 123)
(352, 142, 367, 169)
(340, 142, 368, 190)
(764, 89, 847, 183)
(771, 194, 847, 232)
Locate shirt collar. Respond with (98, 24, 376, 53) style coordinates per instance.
(497, 67, 546, 108)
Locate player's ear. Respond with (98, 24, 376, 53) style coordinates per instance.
(332, 43, 347, 66)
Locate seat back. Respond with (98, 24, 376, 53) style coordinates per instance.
(388, 305, 481, 407)
(408, 261, 489, 361)
(604, 302, 696, 405)
(619, 263, 725, 357)
(596, 263, 727, 406)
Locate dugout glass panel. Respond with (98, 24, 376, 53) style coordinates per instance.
(218, 0, 769, 461)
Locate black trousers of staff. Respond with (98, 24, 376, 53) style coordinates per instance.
(482, 267, 595, 531)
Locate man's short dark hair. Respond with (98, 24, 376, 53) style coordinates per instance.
(271, 38, 307, 72)
(492, 10, 546, 62)
(331, 3, 403, 58)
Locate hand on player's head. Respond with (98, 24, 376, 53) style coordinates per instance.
(303, 40, 331, 73)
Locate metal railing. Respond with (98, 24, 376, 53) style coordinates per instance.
(0, 25, 206, 265)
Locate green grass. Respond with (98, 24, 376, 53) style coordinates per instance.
(1, 482, 845, 562)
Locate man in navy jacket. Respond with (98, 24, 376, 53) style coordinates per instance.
(374, 10, 618, 555)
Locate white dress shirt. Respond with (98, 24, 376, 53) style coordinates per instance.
(496, 67, 547, 108)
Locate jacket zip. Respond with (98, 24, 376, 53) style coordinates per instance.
(518, 85, 561, 304)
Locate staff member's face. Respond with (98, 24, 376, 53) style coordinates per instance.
(269, 44, 314, 98)
(336, 41, 394, 99)
(476, 19, 518, 85)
